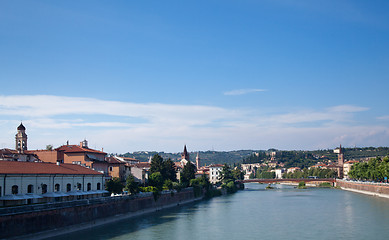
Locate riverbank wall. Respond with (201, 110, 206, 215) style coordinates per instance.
(0, 188, 199, 240)
(336, 179, 389, 199)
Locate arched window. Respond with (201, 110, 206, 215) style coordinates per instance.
(77, 183, 82, 191)
(28, 184, 34, 193)
(42, 184, 47, 194)
(66, 183, 71, 192)
(97, 182, 101, 190)
(55, 184, 60, 192)
(87, 183, 91, 191)
(12, 185, 19, 195)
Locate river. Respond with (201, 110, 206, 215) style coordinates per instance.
(50, 183, 389, 240)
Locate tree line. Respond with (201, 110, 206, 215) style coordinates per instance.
(348, 156, 389, 181)
(106, 154, 245, 198)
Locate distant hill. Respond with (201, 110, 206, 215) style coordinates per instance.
(117, 147, 389, 168)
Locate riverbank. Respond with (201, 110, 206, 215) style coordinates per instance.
(16, 195, 203, 240)
(1, 188, 199, 240)
(336, 179, 389, 199)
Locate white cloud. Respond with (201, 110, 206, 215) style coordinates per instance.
(223, 89, 267, 96)
(377, 116, 389, 121)
(0, 95, 387, 153)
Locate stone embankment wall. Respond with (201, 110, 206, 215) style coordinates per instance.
(0, 189, 197, 239)
(336, 179, 389, 198)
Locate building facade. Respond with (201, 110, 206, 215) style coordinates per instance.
(208, 164, 224, 184)
(0, 161, 105, 206)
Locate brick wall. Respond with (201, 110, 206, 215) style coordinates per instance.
(336, 180, 389, 195)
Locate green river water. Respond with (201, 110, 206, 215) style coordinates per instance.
(51, 183, 389, 240)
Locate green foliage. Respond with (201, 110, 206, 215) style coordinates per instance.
(150, 154, 164, 175)
(298, 181, 307, 189)
(105, 177, 124, 194)
(180, 161, 196, 185)
(163, 158, 178, 182)
(219, 164, 233, 182)
(149, 172, 164, 191)
(172, 181, 183, 192)
(319, 182, 332, 188)
(221, 180, 238, 194)
(163, 179, 173, 190)
(282, 168, 337, 179)
(349, 156, 389, 182)
(232, 167, 244, 180)
(256, 170, 276, 179)
(140, 186, 157, 192)
(120, 148, 389, 169)
(150, 154, 177, 183)
(124, 174, 139, 194)
(139, 186, 160, 201)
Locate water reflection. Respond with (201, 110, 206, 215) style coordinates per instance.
(50, 183, 389, 240)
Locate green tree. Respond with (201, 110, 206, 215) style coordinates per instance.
(219, 164, 234, 183)
(163, 158, 178, 182)
(180, 161, 196, 185)
(149, 172, 164, 191)
(124, 174, 139, 194)
(150, 154, 177, 183)
(232, 167, 244, 180)
(105, 177, 124, 194)
(150, 154, 164, 174)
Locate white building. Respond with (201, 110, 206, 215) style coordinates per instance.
(208, 164, 224, 184)
(0, 161, 106, 206)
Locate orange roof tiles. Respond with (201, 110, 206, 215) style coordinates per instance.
(56, 145, 106, 155)
(105, 156, 125, 164)
(0, 161, 103, 175)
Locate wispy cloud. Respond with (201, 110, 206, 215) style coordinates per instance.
(223, 89, 267, 96)
(377, 116, 389, 121)
(0, 95, 386, 152)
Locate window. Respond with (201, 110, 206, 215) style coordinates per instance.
(87, 183, 91, 191)
(55, 184, 60, 192)
(109, 166, 113, 171)
(77, 183, 82, 191)
(66, 183, 71, 192)
(28, 184, 34, 193)
(97, 182, 101, 190)
(42, 184, 47, 194)
(12, 185, 18, 195)
(0, 186, 1, 197)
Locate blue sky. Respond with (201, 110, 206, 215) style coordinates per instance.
(0, 0, 388, 153)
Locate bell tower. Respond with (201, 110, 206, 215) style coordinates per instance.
(334, 144, 344, 179)
(15, 122, 28, 153)
(196, 152, 201, 169)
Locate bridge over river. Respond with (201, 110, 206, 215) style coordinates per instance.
(239, 178, 336, 185)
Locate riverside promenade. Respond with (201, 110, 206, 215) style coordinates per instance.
(1, 188, 202, 240)
(336, 179, 389, 199)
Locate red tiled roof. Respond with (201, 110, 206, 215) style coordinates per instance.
(0, 161, 103, 175)
(120, 157, 139, 162)
(345, 160, 359, 164)
(132, 162, 151, 169)
(209, 164, 224, 167)
(105, 156, 125, 164)
(56, 145, 106, 155)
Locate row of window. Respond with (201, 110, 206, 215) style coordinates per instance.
(9, 182, 101, 195)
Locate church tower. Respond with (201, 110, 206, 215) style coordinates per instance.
(335, 144, 344, 179)
(196, 152, 201, 170)
(181, 145, 190, 161)
(15, 122, 27, 153)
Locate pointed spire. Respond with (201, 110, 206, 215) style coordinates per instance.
(181, 145, 189, 161)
